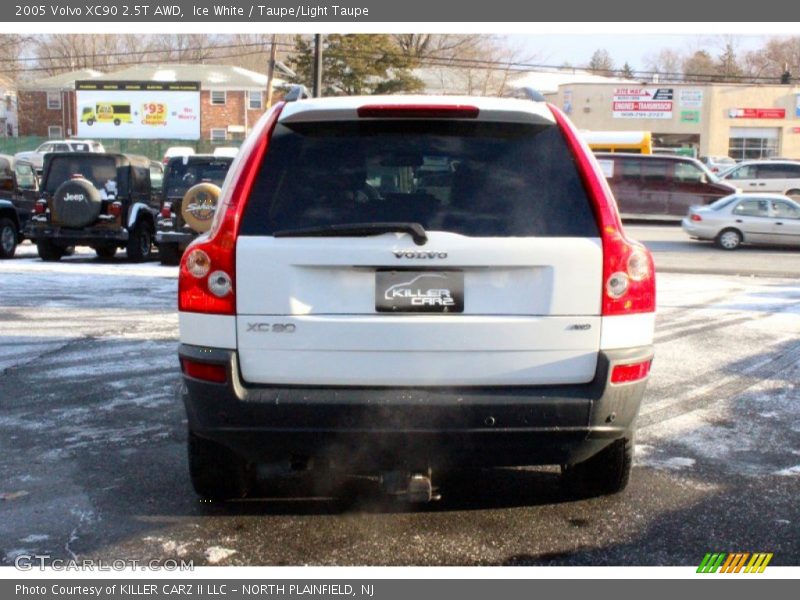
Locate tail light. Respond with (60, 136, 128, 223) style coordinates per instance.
(34, 201, 47, 214)
(108, 202, 122, 217)
(610, 360, 652, 384)
(549, 104, 656, 316)
(180, 357, 226, 383)
(690, 214, 702, 222)
(160, 202, 172, 218)
(179, 102, 285, 315)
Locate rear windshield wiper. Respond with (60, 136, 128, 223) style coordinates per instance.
(273, 222, 428, 246)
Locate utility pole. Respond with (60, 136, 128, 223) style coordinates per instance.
(312, 34, 323, 97)
(266, 34, 278, 108)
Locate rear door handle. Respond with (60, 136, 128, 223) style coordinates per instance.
(775, 222, 784, 226)
(735, 219, 743, 223)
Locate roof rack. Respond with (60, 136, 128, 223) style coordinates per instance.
(284, 85, 310, 102)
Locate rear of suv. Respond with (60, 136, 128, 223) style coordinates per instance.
(25, 152, 162, 261)
(178, 95, 656, 501)
(156, 155, 233, 265)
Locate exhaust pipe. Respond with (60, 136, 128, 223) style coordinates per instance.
(380, 469, 439, 503)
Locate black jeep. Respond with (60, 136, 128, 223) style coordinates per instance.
(0, 154, 39, 258)
(24, 152, 163, 262)
(156, 155, 232, 265)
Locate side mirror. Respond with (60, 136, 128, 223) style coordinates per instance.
(0, 176, 14, 192)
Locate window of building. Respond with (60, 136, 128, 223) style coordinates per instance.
(47, 126, 62, 138)
(248, 90, 263, 110)
(728, 127, 779, 160)
(210, 128, 227, 142)
(47, 92, 61, 110)
(210, 91, 226, 105)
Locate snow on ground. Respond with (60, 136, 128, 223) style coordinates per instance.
(204, 546, 237, 564)
(638, 272, 800, 478)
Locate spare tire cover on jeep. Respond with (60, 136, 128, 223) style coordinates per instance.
(52, 178, 102, 228)
(181, 182, 221, 233)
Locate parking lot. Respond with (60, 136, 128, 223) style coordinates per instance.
(1, 227, 798, 566)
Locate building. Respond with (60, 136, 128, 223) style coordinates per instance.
(18, 64, 284, 142)
(17, 69, 103, 138)
(0, 74, 18, 138)
(547, 82, 800, 160)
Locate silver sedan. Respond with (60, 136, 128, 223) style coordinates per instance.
(681, 193, 800, 250)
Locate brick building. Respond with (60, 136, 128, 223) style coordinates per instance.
(18, 64, 283, 142)
(18, 69, 103, 138)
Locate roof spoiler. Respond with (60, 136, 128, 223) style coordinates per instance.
(284, 85, 310, 102)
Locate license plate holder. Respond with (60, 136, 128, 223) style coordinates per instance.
(375, 270, 464, 313)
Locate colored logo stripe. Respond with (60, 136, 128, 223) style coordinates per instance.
(697, 552, 773, 573)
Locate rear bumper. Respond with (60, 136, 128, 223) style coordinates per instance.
(179, 344, 653, 468)
(155, 230, 194, 245)
(24, 222, 128, 243)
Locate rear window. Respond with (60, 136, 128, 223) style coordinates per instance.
(241, 120, 599, 238)
(709, 195, 738, 211)
(164, 159, 232, 197)
(44, 156, 119, 194)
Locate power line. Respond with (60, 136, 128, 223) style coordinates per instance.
(1, 36, 796, 85)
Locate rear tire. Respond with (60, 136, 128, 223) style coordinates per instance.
(158, 242, 181, 266)
(715, 228, 742, 250)
(126, 221, 153, 262)
(36, 239, 64, 262)
(562, 436, 633, 499)
(0, 218, 18, 259)
(188, 431, 254, 500)
(95, 245, 117, 260)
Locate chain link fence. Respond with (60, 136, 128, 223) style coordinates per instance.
(0, 138, 241, 161)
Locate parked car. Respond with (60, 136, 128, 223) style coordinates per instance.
(717, 160, 800, 199)
(162, 146, 195, 165)
(156, 154, 233, 264)
(24, 152, 163, 261)
(699, 155, 737, 174)
(212, 146, 239, 158)
(0, 154, 39, 258)
(595, 152, 739, 220)
(682, 193, 800, 250)
(14, 139, 105, 175)
(177, 94, 656, 502)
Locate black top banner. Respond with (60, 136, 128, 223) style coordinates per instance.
(3, 0, 797, 22)
(76, 80, 201, 91)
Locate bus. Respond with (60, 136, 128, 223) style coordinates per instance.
(81, 103, 133, 126)
(581, 130, 653, 155)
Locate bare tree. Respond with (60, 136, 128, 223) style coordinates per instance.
(587, 48, 614, 74)
(0, 35, 33, 81)
(644, 48, 684, 82)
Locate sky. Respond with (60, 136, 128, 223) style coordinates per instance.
(511, 34, 773, 72)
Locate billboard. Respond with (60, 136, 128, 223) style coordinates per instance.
(612, 87, 674, 119)
(76, 81, 200, 139)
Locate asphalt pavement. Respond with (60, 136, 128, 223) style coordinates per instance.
(0, 242, 798, 567)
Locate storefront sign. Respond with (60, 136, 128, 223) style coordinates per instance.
(728, 108, 786, 119)
(613, 87, 673, 119)
(679, 89, 704, 108)
(681, 110, 701, 123)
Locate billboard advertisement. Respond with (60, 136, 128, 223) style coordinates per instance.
(75, 81, 200, 139)
(612, 87, 674, 119)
